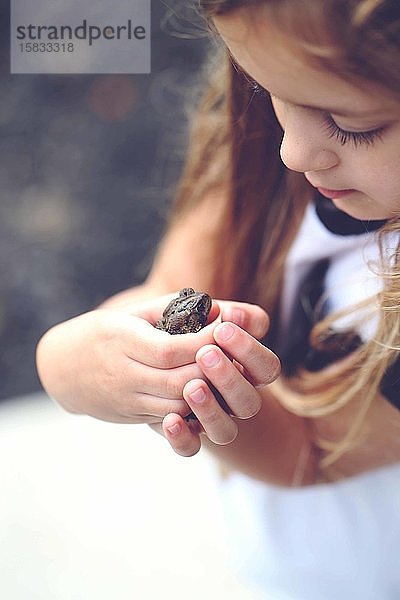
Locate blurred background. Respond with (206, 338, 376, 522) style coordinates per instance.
(0, 4, 262, 599)
(0, 0, 211, 401)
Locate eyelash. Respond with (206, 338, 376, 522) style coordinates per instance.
(247, 78, 385, 148)
(323, 114, 385, 148)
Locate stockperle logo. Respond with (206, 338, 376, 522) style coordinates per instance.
(11, 0, 150, 74)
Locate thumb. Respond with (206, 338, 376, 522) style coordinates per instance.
(217, 300, 270, 340)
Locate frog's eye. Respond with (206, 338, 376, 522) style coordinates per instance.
(198, 299, 207, 311)
(179, 287, 195, 298)
(184, 298, 200, 311)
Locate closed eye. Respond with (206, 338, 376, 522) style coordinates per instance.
(323, 114, 385, 148)
(246, 76, 386, 148)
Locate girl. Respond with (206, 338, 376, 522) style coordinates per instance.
(36, 1, 400, 597)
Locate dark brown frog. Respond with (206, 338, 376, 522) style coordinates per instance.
(156, 288, 212, 334)
(156, 287, 230, 418)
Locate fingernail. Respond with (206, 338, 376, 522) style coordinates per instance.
(189, 387, 206, 404)
(224, 307, 244, 327)
(166, 422, 181, 436)
(232, 308, 245, 326)
(216, 322, 234, 341)
(200, 349, 220, 367)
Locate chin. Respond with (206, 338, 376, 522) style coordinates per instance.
(332, 194, 390, 221)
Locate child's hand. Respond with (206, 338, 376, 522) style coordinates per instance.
(158, 308, 281, 457)
(36, 294, 220, 424)
(37, 295, 279, 452)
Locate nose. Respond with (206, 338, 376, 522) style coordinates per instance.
(279, 108, 339, 174)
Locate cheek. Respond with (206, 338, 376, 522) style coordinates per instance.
(350, 152, 400, 215)
(270, 96, 286, 130)
(368, 130, 400, 200)
(359, 150, 400, 199)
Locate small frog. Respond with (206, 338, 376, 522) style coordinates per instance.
(156, 287, 231, 418)
(156, 288, 212, 334)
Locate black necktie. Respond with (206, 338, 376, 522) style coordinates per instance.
(278, 195, 399, 409)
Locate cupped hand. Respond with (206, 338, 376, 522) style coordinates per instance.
(37, 293, 278, 445)
(36, 294, 220, 424)
(159, 316, 281, 457)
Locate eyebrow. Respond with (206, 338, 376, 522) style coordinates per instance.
(255, 81, 384, 118)
(234, 59, 386, 119)
(293, 102, 384, 118)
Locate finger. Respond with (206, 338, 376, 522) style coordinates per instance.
(162, 413, 202, 457)
(116, 391, 193, 421)
(217, 301, 270, 340)
(183, 379, 239, 444)
(134, 296, 267, 339)
(118, 315, 220, 368)
(207, 299, 222, 325)
(195, 345, 263, 419)
(126, 292, 183, 321)
(148, 422, 164, 436)
(213, 322, 281, 387)
(126, 359, 205, 399)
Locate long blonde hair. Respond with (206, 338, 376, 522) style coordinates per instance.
(169, 0, 400, 466)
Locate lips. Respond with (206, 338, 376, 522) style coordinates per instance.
(317, 187, 356, 200)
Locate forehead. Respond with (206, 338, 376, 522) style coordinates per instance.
(213, 8, 398, 119)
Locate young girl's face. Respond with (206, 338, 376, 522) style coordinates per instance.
(213, 9, 400, 221)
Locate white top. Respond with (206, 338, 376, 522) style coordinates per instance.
(219, 203, 400, 599)
(219, 465, 400, 600)
(280, 201, 397, 343)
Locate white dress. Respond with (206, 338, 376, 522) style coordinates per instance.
(219, 202, 400, 600)
(220, 464, 400, 600)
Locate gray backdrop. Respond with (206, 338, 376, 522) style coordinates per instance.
(0, 1, 211, 400)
